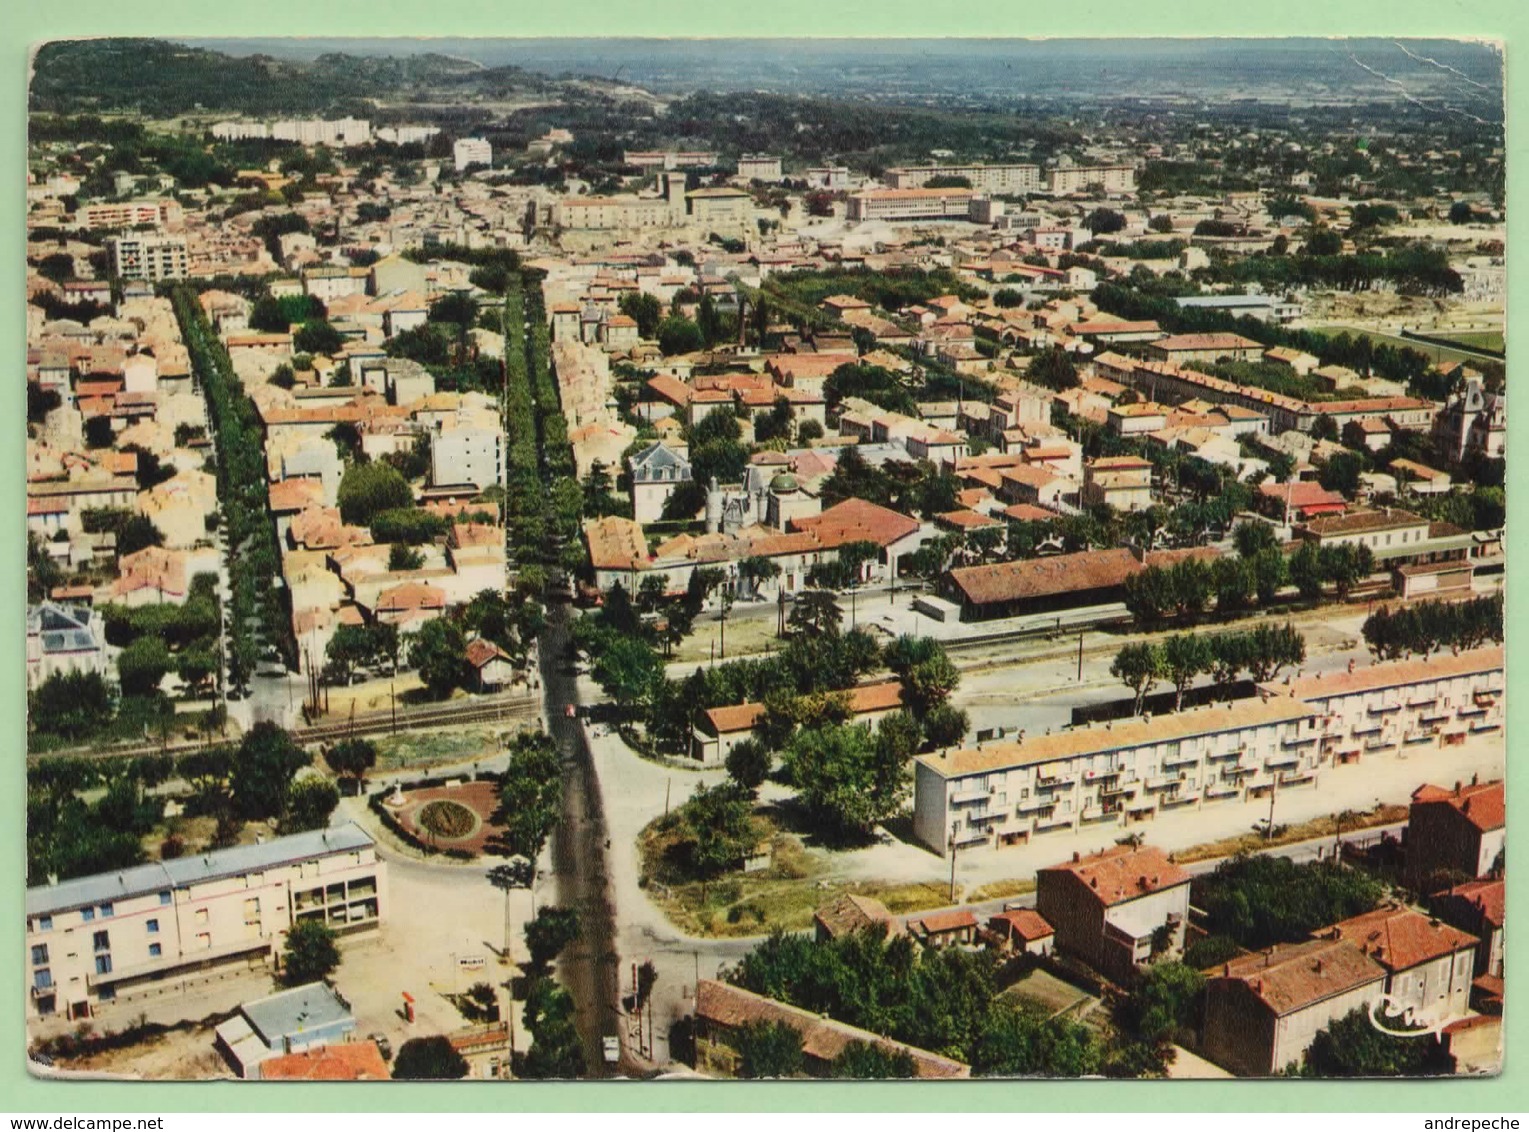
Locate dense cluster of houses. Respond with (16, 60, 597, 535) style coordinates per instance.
(695, 771, 1504, 1078)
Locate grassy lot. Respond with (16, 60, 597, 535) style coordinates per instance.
(1002, 967, 1096, 1019)
(670, 612, 786, 665)
(967, 878, 1036, 904)
(371, 726, 507, 772)
(1434, 329, 1505, 352)
(1305, 325, 1497, 366)
(639, 812, 957, 938)
(1175, 802, 1408, 865)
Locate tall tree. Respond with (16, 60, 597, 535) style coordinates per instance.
(281, 919, 340, 985)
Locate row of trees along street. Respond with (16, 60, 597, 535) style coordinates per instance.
(172, 285, 295, 689)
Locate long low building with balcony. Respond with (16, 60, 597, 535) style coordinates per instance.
(1260, 646, 1503, 766)
(912, 694, 1321, 856)
(25, 824, 385, 1023)
(1095, 354, 1438, 435)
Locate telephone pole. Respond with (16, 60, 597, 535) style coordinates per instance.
(948, 822, 959, 903)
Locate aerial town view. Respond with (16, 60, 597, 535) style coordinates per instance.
(22, 37, 1505, 1083)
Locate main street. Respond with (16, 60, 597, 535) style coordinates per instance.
(538, 599, 625, 1077)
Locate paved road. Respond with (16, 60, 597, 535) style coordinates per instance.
(539, 599, 624, 1078)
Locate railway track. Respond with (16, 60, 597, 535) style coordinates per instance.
(26, 696, 543, 764)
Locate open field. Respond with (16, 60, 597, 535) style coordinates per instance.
(1174, 802, 1409, 864)
(371, 725, 504, 771)
(1002, 967, 1096, 1019)
(1305, 325, 1499, 367)
(1433, 329, 1505, 352)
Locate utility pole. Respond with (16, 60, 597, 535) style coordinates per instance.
(1266, 773, 1278, 840)
(1077, 632, 1084, 681)
(390, 681, 398, 734)
(948, 822, 959, 903)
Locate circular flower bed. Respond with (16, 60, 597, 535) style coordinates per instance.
(416, 799, 479, 840)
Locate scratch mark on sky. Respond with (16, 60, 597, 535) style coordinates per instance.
(1390, 41, 1492, 91)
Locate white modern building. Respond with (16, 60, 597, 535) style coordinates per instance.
(453, 138, 493, 173)
(25, 825, 386, 1022)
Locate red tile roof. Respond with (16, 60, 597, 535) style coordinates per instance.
(1270, 647, 1501, 704)
(1322, 905, 1477, 973)
(813, 893, 896, 939)
(702, 681, 906, 736)
(946, 546, 1216, 607)
(696, 981, 969, 1079)
(375, 581, 446, 613)
(935, 508, 1002, 531)
(1433, 879, 1504, 928)
(1153, 333, 1263, 352)
(465, 637, 511, 669)
(989, 908, 1054, 942)
(259, 1041, 389, 1081)
(1214, 938, 1385, 1017)
(787, 497, 920, 550)
(1039, 844, 1192, 906)
(908, 909, 978, 935)
(1411, 779, 1505, 834)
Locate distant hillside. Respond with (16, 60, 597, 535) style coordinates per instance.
(29, 38, 549, 117)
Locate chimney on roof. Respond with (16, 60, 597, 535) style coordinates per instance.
(1314, 959, 1324, 974)
(1471, 772, 1479, 786)
(1072, 851, 1081, 863)
(1455, 781, 1463, 795)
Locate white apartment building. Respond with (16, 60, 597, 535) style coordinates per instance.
(846, 188, 981, 223)
(552, 195, 679, 231)
(25, 824, 386, 1022)
(886, 163, 1043, 193)
(1046, 164, 1137, 194)
(429, 423, 505, 491)
(624, 150, 719, 169)
(453, 137, 493, 173)
(737, 154, 784, 182)
(1266, 647, 1503, 764)
(77, 198, 183, 231)
(211, 119, 372, 147)
(912, 695, 1320, 855)
(806, 167, 852, 190)
(375, 125, 442, 146)
(107, 233, 189, 281)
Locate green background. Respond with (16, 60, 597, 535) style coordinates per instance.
(3, 0, 1521, 1111)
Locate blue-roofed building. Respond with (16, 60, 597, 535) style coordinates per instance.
(25, 823, 385, 1025)
(214, 982, 359, 1078)
(25, 602, 107, 691)
(1172, 293, 1302, 323)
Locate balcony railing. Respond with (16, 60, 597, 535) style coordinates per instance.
(1420, 712, 1452, 726)
(1161, 791, 1199, 807)
(1206, 747, 1245, 763)
(1205, 785, 1239, 800)
(1364, 737, 1395, 751)
(1352, 724, 1383, 738)
(1367, 703, 1402, 716)
(950, 788, 989, 805)
(1281, 735, 1318, 749)
(1278, 770, 1316, 786)
(1162, 751, 1200, 769)
(1015, 796, 1056, 815)
(1403, 732, 1437, 746)
(1264, 753, 1300, 770)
